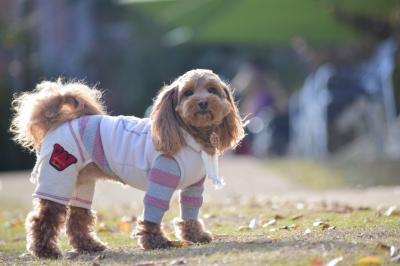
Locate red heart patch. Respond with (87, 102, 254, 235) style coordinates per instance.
(49, 144, 77, 171)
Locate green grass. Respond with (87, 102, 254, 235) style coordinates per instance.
(0, 199, 399, 265)
(265, 159, 400, 190)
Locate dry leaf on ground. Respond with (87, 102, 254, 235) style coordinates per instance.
(170, 258, 186, 265)
(117, 221, 132, 233)
(355, 256, 383, 265)
(325, 256, 343, 266)
(249, 219, 257, 229)
(384, 205, 399, 216)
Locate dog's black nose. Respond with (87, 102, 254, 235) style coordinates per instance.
(198, 101, 208, 110)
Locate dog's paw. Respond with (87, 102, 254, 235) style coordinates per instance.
(138, 233, 173, 250)
(136, 219, 173, 250)
(173, 218, 213, 244)
(73, 239, 107, 253)
(29, 246, 62, 259)
(188, 230, 213, 244)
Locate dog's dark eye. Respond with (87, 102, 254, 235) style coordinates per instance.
(184, 90, 193, 97)
(208, 87, 218, 94)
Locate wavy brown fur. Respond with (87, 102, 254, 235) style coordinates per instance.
(151, 85, 185, 156)
(173, 218, 212, 244)
(151, 69, 245, 156)
(136, 219, 173, 250)
(66, 206, 106, 253)
(10, 79, 106, 153)
(25, 199, 67, 259)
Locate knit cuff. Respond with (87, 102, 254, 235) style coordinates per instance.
(180, 206, 200, 220)
(143, 204, 166, 224)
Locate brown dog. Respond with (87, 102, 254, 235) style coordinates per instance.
(10, 69, 244, 258)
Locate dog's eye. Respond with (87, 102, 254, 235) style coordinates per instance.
(184, 90, 193, 97)
(208, 87, 218, 94)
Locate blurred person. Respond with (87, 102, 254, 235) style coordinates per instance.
(232, 61, 289, 156)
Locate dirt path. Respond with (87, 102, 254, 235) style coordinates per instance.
(1, 157, 399, 209)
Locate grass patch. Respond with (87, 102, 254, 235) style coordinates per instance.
(265, 159, 400, 190)
(0, 199, 399, 265)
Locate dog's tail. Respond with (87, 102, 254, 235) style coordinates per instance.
(10, 79, 106, 153)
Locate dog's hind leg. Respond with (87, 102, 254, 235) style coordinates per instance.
(67, 173, 106, 253)
(26, 198, 67, 258)
(66, 206, 106, 253)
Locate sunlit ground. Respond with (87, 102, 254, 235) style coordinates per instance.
(1, 157, 400, 265)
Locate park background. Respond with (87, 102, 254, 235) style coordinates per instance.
(1, 1, 400, 265)
(1, 0, 400, 170)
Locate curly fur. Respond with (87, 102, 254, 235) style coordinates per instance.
(151, 69, 245, 155)
(11, 69, 245, 258)
(66, 206, 106, 253)
(25, 199, 67, 258)
(173, 218, 212, 244)
(136, 219, 173, 250)
(10, 79, 106, 153)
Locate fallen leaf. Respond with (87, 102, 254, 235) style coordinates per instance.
(310, 257, 323, 265)
(279, 224, 298, 231)
(376, 242, 391, 250)
(117, 221, 132, 233)
(325, 256, 343, 266)
(170, 258, 186, 265)
(249, 219, 257, 229)
(212, 223, 224, 227)
(355, 256, 383, 265)
(321, 223, 330, 230)
(262, 219, 276, 228)
(384, 205, 399, 216)
(376, 242, 399, 257)
(313, 220, 333, 230)
(313, 221, 325, 227)
(291, 214, 304, 221)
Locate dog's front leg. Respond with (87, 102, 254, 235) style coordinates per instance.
(136, 155, 181, 250)
(26, 199, 67, 258)
(174, 177, 212, 244)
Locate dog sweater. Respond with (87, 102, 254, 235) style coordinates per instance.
(32, 115, 212, 223)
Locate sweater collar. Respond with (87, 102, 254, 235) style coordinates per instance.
(181, 128, 225, 189)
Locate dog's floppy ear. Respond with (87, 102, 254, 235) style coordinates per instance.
(151, 85, 185, 155)
(215, 83, 245, 152)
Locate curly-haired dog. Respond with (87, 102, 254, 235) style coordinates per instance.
(10, 69, 245, 258)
